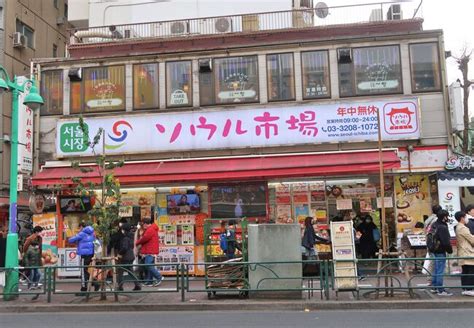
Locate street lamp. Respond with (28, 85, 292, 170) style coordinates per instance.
(0, 65, 44, 301)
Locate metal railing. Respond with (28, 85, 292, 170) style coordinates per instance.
(3, 254, 473, 303)
(68, 1, 423, 45)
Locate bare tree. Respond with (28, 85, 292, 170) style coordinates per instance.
(453, 48, 473, 155)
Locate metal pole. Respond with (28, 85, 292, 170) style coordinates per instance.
(377, 106, 388, 254)
(4, 79, 20, 301)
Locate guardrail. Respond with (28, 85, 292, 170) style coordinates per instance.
(2, 255, 473, 303)
(68, 1, 423, 45)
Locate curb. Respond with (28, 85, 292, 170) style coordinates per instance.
(1, 300, 474, 313)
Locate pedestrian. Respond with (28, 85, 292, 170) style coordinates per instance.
(356, 215, 378, 259)
(135, 218, 162, 287)
(220, 220, 242, 260)
(430, 210, 453, 296)
(117, 222, 141, 291)
(423, 205, 442, 284)
(23, 240, 42, 290)
(68, 222, 98, 293)
(134, 221, 146, 282)
(302, 216, 329, 258)
(464, 204, 474, 235)
(454, 211, 474, 296)
(108, 218, 128, 256)
(22, 226, 43, 255)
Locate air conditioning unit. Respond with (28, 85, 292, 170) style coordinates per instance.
(387, 4, 402, 20)
(170, 21, 189, 35)
(214, 17, 232, 33)
(13, 32, 27, 48)
(56, 16, 66, 25)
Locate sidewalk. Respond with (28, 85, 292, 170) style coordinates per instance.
(2, 274, 474, 313)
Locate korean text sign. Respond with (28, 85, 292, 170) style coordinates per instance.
(56, 98, 420, 157)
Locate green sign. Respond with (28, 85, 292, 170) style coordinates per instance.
(59, 123, 88, 153)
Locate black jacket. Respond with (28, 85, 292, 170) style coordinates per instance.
(432, 219, 453, 254)
(466, 218, 474, 235)
(302, 226, 328, 250)
(118, 223, 135, 262)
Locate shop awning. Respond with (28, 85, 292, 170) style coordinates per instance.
(32, 150, 400, 187)
(438, 171, 474, 181)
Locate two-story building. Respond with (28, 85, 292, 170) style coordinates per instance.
(30, 2, 452, 261)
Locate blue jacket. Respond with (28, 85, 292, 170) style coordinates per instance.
(68, 226, 95, 256)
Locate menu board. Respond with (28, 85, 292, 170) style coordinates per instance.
(330, 221, 358, 291)
(157, 246, 195, 274)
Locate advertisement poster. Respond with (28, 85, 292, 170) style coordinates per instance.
(121, 191, 155, 206)
(359, 197, 373, 213)
(395, 174, 431, 233)
(336, 198, 353, 210)
(275, 184, 291, 204)
(157, 246, 195, 274)
(311, 205, 327, 223)
(181, 225, 195, 245)
(330, 221, 357, 290)
(294, 204, 309, 224)
(276, 205, 293, 224)
(292, 183, 309, 204)
(32, 213, 57, 253)
(164, 225, 177, 245)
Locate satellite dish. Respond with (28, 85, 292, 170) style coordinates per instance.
(315, 2, 329, 19)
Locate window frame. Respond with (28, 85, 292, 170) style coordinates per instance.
(300, 49, 331, 100)
(337, 44, 403, 98)
(16, 19, 35, 49)
(40, 69, 64, 116)
(165, 60, 193, 108)
(79, 65, 126, 113)
(408, 42, 442, 93)
(209, 55, 260, 106)
(132, 62, 159, 110)
(266, 52, 296, 102)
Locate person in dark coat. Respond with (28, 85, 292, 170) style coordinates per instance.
(357, 215, 378, 259)
(302, 216, 329, 257)
(108, 218, 128, 256)
(430, 210, 454, 296)
(117, 223, 141, 291)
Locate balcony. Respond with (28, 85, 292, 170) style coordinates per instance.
(68, 1, 423, 46)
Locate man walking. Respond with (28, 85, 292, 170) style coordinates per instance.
(117, 222, 141, 291)
(423, 205, 442, 283)
(135, 218, 162, 286)
(430, 210, 453, 296)
(454, 211, 474, 296)
(68, 222, 96, 293)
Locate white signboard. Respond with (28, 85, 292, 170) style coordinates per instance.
(17, 76, 34, 173)
(438, 184, 461, 237)
(330, 221, 358, 291)
(56, 98, 420, 157)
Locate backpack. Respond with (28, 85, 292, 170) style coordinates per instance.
(426, 226, 440, 253)
(93, 238, 103, 259)
(219, 233, 228, 253)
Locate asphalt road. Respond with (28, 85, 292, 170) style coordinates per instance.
(0, 309, 469, 328)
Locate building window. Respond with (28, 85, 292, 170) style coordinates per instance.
(201, 56, 259, 106)
(338, 45, 402, 97)
(133, 63, 159, 109)
(54, 0, 59, 9)
(82, 65, 126, 112)
(166, 61, 192, 107)
(53, 44, 58, 57)
(70, 81, 82, 114)
(410, 43, 441, 92)
(40, 70, 63, 116)
(267, 53, 295, 101)
(301, 50, 330, 99)
(16, 20, 35, 49)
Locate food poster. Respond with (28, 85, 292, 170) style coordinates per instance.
(315, 224, 331, 253)
(395, 174, 431, 233)
(310, 182, 326, 202)
(276, 204, 293, 224)
(180, 225, 195, 245)
(63, 214, 85, 241)
(32, 213, 59, 265)
(121, 191, 155, 207)
(275, 183, 291, 204)
(311, 204, 327, 223)
(164, 225, 178, 245)
(157, 246, 195, 274)
(294, 204, 309, 225)
(292, 183, 309, 203)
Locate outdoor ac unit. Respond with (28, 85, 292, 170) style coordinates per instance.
(13, 32, 27, 48)
(56, 16, 66, 25)
(387, 4, 402, 20)
(214, 17, 232, 33)
(170, 21, 189, 35)
(337, 48, 352, 63)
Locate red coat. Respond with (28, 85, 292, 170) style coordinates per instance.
(135, 223, 159, 255)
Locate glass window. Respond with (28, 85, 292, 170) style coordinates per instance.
(83, 65, 125, 112)
(267, 53, 295, 101)
(133, 63, 159, 109)
(40, 70, 63, 116)
(70, 81, 82, 114)
(166, 61, 192, 107)
(301, 51, 330, 99)
(16, 20, 34, 49)
(339, 45, 402, 97)
(214, 56, 259, 104)
(410, 43, 441, 92)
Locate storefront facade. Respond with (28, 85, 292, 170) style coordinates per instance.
(28, 15, 452, 268)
